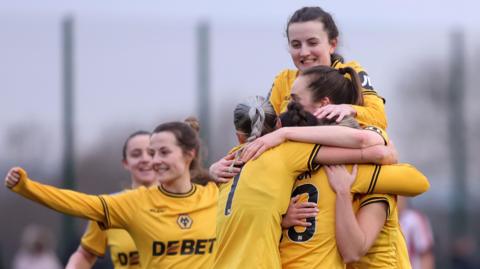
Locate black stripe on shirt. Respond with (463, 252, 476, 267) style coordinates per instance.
(98, 196, 110, 229)
(360, 197, 390, 218)
(307, 144, 322, 172)
(368, 165, 382, 194)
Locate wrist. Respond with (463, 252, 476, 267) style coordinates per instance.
(336, 190, 352, 198)
(278, 128, 288, 141)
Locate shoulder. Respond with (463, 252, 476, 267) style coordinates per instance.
(334, 60, 366, 72)
(195, 182, 218, 196)
(271, 69, 299, 88)
(274, 69, 298, 79)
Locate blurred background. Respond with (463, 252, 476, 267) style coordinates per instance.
(1, 0, 479, 268)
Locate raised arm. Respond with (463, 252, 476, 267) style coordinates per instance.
(5, 167, 130, 228)
(351, 163, 430, 197)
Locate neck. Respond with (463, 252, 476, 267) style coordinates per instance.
(161, 172, 192, 194)
(131, 177, 154, 189)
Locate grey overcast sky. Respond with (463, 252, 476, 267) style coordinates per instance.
(0, 0, 478, 27)
(1, 1, 479, 206)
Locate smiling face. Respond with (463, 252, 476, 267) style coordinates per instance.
(122, 134, 156, 187)
(287, 21, 337, 71)
(149, 131, 193, 185)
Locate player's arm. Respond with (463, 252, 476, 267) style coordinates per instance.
(313, 142, 396, 165)
(66, 220, 107, 269)
(66, 246, 97, 269)
(325, 165, 387, 263)
(351, 164, 430, 197)
(241, 125, 387, 161)
(4, 167, 131, 228)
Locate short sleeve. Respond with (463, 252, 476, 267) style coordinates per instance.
(80, 221, 108, 257)
(357, 193, 394, 218)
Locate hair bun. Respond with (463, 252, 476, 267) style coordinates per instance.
(184, 116, 200, 133)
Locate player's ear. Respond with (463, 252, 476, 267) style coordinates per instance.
(329, 38, 338, 54)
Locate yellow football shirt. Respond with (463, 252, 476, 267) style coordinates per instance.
(81, 220, 140, 268)
(279, 163, 428, 269)
(347, 194, 412, 269)
(11, 174, 218, 269)
(215, 141, 321, 269)
(267, 60, 387, 129)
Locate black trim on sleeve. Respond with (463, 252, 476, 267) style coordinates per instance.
(359, 197, 390, 218)
(367, 165, 381, 194)
(364, 126, 388, 146)
(307, 144, 322, 172)
(98, 196, 110, 229)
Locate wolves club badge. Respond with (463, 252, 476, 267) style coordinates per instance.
(177, 214, 193, 229)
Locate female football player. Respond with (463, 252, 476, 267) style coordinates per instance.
(5, 118, 217, 269)
(66, 130, 154, 269)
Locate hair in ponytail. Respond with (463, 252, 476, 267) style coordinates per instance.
(233, 96, 277, 141)
(300, 65, 363, 106)
(338, 67, 364, 106)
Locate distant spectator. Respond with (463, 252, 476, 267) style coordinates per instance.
(450, 235, 478, 269)
(398, 196, 435, 269)
(12, 224, 62, 269)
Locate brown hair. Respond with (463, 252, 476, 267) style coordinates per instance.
(286, 6, 343, 63)
(301, 65, 364, 106)
(152, 117, 211, 185)
(122, 130, 151, 161)
(280, 102, 360, 129)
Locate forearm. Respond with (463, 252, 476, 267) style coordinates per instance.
(282, 126, 381, 148)
(351, 164, 430, 196)
(352, 95, 387, 130)
(66, 249, 96, 269)
(335, 193, 367, 263)
(11, 177, 107, 222)
(315, 145, 388, 164)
